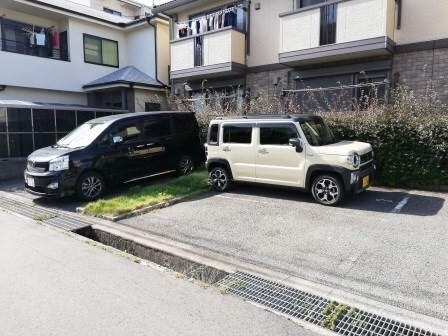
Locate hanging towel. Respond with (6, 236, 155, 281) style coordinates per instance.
(199, 17, 207, 33)
(52, 30, 59, 48)
(29, 34, 35, 45)
(35, 33, 46, 46)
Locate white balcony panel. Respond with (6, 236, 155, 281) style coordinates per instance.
(170, 38, 194, 72)
(280, 9, 320, 54)
(337, 0, 391, 43)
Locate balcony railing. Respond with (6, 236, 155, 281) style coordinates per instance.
(170, 27, 246, 80)
(0, 38, 70, 61)
(279, 0, 395, 65)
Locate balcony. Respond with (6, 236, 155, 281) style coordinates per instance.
(279, 0, 396, 66)
(170, 27, 246, 81)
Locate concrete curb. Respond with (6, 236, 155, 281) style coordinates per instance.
(76, 189, 208, 222)
(91, 219, 447, 335)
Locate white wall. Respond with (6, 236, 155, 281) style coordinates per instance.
(0, 86, 87, 104)
(126, 24, 156, 78)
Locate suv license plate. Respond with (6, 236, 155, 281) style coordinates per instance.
(27, 177, 35, 187)
(362, 175, 369, 188)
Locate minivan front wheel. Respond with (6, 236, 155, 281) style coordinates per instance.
(311, 175, 345, 206)
(76, 171, 105, 201)
(210, 167, 231, 192)
(177, 155, 195, 176)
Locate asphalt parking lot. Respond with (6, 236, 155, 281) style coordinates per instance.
(119, 183, 448, 322)
(2, 177, 447, 324)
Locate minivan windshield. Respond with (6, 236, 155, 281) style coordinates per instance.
(56, 122, 109, 149)
(299, 118, 338, 146)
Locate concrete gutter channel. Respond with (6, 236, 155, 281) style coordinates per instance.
(0, 191, 446, 335)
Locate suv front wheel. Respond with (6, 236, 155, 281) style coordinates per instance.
(210, 167, 231, 192)
(311, 175, 345, 206)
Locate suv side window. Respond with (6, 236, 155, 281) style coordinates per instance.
(208, 124, 219, 145)
(111, 122, 142, 144)
(143, 117, 172, 138)
(223, 125, 252, 144)
(260, 125, 298, 145)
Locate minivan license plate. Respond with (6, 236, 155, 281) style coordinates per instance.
(27, 177, 35, 187)
(362, 175, 369, 188)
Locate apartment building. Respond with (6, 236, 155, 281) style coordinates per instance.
(154, 0, 448, 108)
(0, 0, 169, 164)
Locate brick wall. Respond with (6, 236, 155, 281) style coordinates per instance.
(393, 47, 448, 102)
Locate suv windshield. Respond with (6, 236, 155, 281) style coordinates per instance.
(299, 118, 338, 146)
(56, 122, 109, 149)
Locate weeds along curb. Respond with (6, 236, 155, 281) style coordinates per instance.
(76, 189, 209, 221)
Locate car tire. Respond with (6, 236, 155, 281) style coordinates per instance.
(177, 155, 195, 176)
(210, 166, 231, 192)
(311, 175, 345, 206)
(76, 171, 105, 201)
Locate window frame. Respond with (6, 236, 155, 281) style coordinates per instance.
(83, 33, 119, 68)
(295, 0, 328, 9)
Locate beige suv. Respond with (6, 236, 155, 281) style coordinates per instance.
(205, 115, 375, 206)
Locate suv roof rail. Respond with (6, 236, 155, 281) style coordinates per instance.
(215, 114, 293, 120)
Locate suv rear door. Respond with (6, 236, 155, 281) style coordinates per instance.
(255, 122, 306, 187)
(220, 123, 255, 182)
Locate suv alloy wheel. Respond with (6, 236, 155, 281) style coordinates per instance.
(210, 166, 231, 192)
(311, 175, 345, 206)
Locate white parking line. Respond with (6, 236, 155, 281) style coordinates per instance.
(391, 196, 411, 214)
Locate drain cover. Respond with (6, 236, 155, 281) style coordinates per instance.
(218, 272, 440, 336)
(0, 197, 91, 232)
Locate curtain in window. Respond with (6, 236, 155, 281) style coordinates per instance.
(102, 40, 118, 66)
(84, 36, 102, 64)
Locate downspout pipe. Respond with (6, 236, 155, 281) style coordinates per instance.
(146, 16, 159, 85)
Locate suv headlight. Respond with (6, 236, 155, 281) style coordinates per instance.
(49, 155, 70, 172)
(347, 152, 360, 169)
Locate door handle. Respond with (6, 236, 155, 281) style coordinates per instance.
(136, 144, 146, 149)
(146, 143, 154, 146)
(223, 147, 231, 152)
(258, 149, 269, 154)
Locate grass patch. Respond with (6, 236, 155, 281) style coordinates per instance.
(83, 171, 210, 217)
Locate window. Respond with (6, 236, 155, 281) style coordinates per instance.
(208, 124, 219, 145)
(260, 126, 298, 145)
(143, 118, 172, 138)
(223, 125, 252, 144)
(296, 0, 327, 8)
(111, 123, 142, 143)
(8, 108, 32, 132)
(103, 7, 122, 16)
(320, 4, 337, 46)
(83, 34, 118, 67)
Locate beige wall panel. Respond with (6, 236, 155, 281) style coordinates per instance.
(203, 29, 233, 65)
(394, 0, 448, 44)
(231, 30, 246, 64)
(134, 88, 168, 112)
(279, 8, 320, 54)
(171, 38, 194, 71)
(157, 22, 170, 85)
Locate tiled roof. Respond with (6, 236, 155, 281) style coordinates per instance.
(83, 66, 165, 89)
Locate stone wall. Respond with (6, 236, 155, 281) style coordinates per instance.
(246, 68, 292, 95)
(393, 47, 448, 102)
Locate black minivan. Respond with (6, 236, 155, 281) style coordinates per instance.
(24, 112, 204, 200)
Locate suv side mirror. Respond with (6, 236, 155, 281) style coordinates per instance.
(289, 138, 303, 153)
(112, 136, 123, 144)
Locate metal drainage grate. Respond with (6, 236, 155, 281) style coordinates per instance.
(0, 197, 91, 232)
(218, 272, 440, 336)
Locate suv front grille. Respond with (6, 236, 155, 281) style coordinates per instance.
(360, 151, 373, 165)
(27, 161, 49, 173)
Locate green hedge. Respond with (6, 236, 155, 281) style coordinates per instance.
(325, 110, 448, 187)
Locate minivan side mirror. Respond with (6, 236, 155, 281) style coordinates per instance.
(289, 138, 303, 153)
(112, 136, 123, 144)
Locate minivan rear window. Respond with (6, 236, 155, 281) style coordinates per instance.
(144, 118, 172, 138)
(174, 115, 194, 134)
(223, 125, 252, 144)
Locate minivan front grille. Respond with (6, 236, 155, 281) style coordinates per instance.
(27, 160, 49, 173)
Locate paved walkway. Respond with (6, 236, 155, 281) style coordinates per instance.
(0, 211, 316, 336)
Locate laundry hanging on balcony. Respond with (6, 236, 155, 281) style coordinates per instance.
(176, 5, 241, 39)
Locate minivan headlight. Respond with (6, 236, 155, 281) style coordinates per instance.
(49, 155, 70, 172)
(347, 152, 360, 169)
